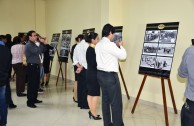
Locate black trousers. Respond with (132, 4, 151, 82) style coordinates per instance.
(12, 63, 26, 94)
(77, 68, 88, 108)
(181, 99, 194, 126)
(6, 81, 14, 105)
(27, 64, 40, 105)
(97, 71, 124, 126)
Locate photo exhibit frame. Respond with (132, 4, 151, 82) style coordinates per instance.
(138, 22, 179, 78)
(49, 33, 61, 60)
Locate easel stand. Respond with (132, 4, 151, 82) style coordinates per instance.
(56, 62, 67, 90)
(48, 49, 64, 84)
(119, 64, 130, 100)
(131, 75, 177, 126)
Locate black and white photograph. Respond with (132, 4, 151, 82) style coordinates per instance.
(59, 48, 69, 58)
(61, 34, 71, 47)
(50, 42, 58, 49)
(143, 43, 158, 55)
(144, 30, 160, 42)
(140, 55, 156, 68)
(112, 32, 122, 43)
(154, 56, 172, 71)
(159, 30, 177, 43)
(157, 44, 175, 57)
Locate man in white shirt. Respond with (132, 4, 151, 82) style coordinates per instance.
(73, 34, 89, 109)
(95, 24, 127, 126)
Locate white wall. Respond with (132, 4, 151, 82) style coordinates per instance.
(0, 0, 45, 37)
(121, 0, 194, 109)
(45, 0, 102, 79)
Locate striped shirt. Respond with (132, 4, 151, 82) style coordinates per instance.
(178, 46, 194, 101)
(11, 44, 25, 64)
(95, 37, 127, 72)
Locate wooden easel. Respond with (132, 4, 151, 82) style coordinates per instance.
(55, 49, 65, 86)
(131, 75, 177, 126)
(56, 62, 67, 90)
(119, 64, 130, 100)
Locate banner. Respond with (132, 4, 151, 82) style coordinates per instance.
(59, 30, 72, 63)
(138, 22, 179, 78)
(49, 33, 61, 60)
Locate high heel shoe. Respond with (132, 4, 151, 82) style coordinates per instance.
(88, 111, 102, 120)
(73, 97, 78, 103)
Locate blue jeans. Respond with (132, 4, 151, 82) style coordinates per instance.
(0, 85, 7, 125)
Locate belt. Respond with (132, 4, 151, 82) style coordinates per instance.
(28, 63, 39, 66)
(97, 70, 116, 74)
(186, 98, 194, 104)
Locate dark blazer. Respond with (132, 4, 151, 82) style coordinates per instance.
(0, 45, 11, 86)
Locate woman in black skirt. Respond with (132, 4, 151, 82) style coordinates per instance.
(85, 32, 101, 120)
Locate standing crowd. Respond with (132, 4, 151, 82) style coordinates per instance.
(71, 23, 127, 126)
(0, 31, 52, 126)
(1, 23, 193, 126)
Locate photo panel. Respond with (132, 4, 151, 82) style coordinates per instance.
(59, 47, 69, 58)
(157, 44, 175, 57)
(61, 34, 71, 48)
(140, 55, 156, 68)
(143, 43, 158, 55)
(112, 32, 122, 43)
(144, 30, 160, 42)
(139, 22, 179, 78)
(112, 26, 123, 43)
(154, 56, 173, 71)
(159, 30, 177, 43)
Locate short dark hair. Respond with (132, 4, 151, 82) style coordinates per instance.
(192, 39, 194, 45)
(13, 36, 21, 45)
(0, 35, 6, 41)
(27, 30, 36, 41)
(102, 23, 115, 37)
(85, 32, 98, 43)
(77, 34, 84, 41)
(5, 34, 12, 42)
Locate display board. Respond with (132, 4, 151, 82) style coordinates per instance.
(139, 22, 179, 78)
(82, 28, 95, 35)
(59, 30, 72, 63)
(49, 33, 61, 60)
(112, 26, 123, 43)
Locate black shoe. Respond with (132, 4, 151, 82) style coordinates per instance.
(34, 99, 43, 104)
(73, 97, 78, 103)
(17, 92, 27, 97)
(9, 104, 17, 109)
(45, 81, 49, 87)
(41, 82, 44, 86)
(38, 88, 44, 93)
(27, 104, 37, 108)
(81, 106, 89, 109)
(88, 111, 102, 120)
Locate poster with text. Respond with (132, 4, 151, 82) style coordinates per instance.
(139, 22, 179, 78)
(49, 33, 61, 60)
(59, 30, 72, 63)
(112, 26, 123, 43)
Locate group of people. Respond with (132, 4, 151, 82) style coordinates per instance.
(71, 23, 127, 126)
(0, 23, 193, 126)
(0, 31, 53, 126)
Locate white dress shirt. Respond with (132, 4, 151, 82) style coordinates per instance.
(73, 39, 89, 69)
(95, 37, 127, 72)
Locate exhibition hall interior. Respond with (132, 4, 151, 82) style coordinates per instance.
(1, 0, 194, 126)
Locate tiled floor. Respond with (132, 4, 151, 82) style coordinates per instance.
(8, 77, 181, 126)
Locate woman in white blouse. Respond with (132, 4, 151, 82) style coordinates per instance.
(11, 36, 27, 97)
